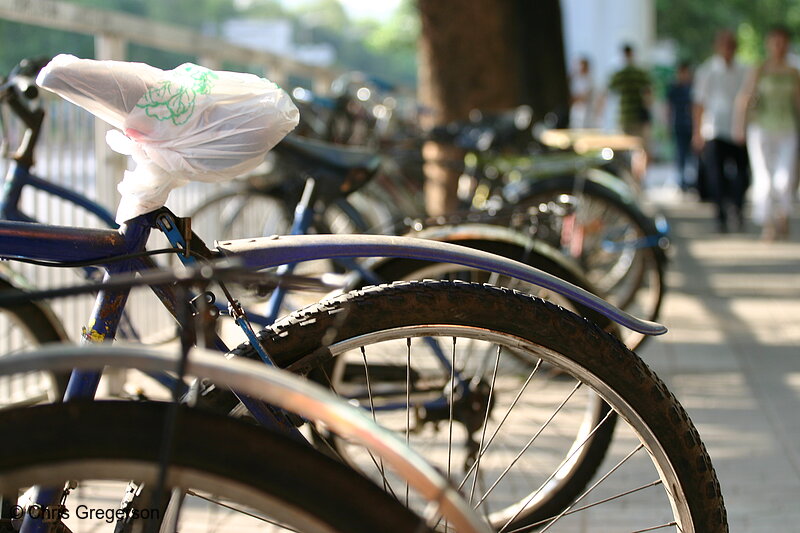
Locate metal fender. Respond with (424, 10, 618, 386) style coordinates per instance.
(216, 233, 666, 336)
(359, 222, 585, 281)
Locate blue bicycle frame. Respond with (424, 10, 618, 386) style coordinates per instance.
(0, 159, 154, 345)
(0, 163, 117, 227)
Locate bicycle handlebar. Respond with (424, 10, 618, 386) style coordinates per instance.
(0, 57, 49, 102)
(0, 57, 50, 166)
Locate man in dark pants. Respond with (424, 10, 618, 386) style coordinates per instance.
(702, 139, 749, 230)
(667, 61, 694, 191)
(693, 30, 750, 232)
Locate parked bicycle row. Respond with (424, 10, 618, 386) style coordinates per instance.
(0, 55, 726, 532)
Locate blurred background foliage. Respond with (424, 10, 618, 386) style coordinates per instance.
(5, 0, 800, 88)
(0, 0, 418, 86)
(656, 0, 800, 64)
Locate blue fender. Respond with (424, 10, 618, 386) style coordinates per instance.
(216, 233, 666, 336)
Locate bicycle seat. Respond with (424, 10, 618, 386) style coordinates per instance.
(276, 135, 381, 175)
(37, 55, 299, 223)
(273, 135, 382, 200)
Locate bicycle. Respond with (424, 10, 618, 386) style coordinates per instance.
(0, 336, 495, 533)
(0, 54, 726, 531)
(0, 57, 621, 500)
(0, 256, 726, 532)
(0, 73, 636, 529)
(189, 100, 668, 351)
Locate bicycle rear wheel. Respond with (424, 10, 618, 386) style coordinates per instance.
(232, 281, 726, 532)
(507, 176, 666, 350)
(188, 187, 293, 243)
(357, 238, 617, 519)
(0, 401, 432, 533)
(0, 276, 68, 405)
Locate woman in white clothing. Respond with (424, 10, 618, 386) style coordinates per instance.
(569, 57, 596, 129)
(736, 25, 800, 240)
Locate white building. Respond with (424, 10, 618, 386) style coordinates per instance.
(561, 0, 656, 84)
(220, 19, 336, 67)
(561, 0, 661, 129)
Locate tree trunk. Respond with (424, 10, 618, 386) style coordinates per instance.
(416, 0, 568, 216)
(417, 0, 518, 216)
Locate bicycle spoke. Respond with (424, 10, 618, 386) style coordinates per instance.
(475, 381, 583, 510)
(498, 406, 616, 531)
(361, 346, 388, 493)
(311, 365, 401, 502)
(469, 344, 501, 504)
(534, 443, 646, 532)
(406, 336, 411, 507)
(185, 489, 300, 532)
(444, 337, 457, 532)
(629, 523, 680, 532)
(455, 358, 543, 492)
(447, 337, 456, 481)
(511, 478, 665, 533)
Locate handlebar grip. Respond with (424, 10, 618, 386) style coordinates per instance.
(16, 56, 51, 78)
(23, 85, 38, 100)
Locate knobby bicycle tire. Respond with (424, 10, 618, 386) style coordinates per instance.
(359, 239, 617, 522)
(0, 401, 432, 533)
(231, 281, 727, 532)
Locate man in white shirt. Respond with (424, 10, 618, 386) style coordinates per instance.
(693, 30, 751, 232)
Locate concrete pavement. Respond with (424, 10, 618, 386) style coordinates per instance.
(641, 176, 800, 532)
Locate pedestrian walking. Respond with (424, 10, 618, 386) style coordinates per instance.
(693, 30, 750, 233)
(569, 56, 597, 128)
(608, 43, 652, 181)
(667, 61, 694, 191)
(735, 25, 800, 240)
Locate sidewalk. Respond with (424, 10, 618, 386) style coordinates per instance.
(641, 167, 800, 531)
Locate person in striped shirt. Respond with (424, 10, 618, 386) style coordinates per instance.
(608, 43, 652, 181)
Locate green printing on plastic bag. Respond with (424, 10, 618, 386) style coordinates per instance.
(136, 64, 219, 126)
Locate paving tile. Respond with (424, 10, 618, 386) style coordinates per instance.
(642, 170, 800, 532)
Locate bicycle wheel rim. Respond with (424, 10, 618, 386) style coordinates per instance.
(322, 324, 690, 531)
(231, 281, 725, 531)
(348, 253, 618, 521)
(0, 401, 432, 533)
(0, 277, 68, 405)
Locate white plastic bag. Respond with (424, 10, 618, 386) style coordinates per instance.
(36, 54, 299, 223)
